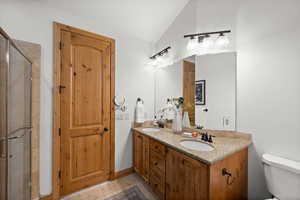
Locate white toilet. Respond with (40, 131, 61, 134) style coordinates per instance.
(262, 154, 300, 200)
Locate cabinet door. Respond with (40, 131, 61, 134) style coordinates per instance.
(142, 136, 149, 182)
(166, 148, 208, 200)
(209, 148, 248, 200)
(134, 132, 143, 175)
(133, 132, 149, 182)
(165, 148, 183, 200)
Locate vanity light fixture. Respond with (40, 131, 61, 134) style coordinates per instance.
(150, 46, 171, 59)
(184, 30, 231, 52)
(148, 46, 173, 68)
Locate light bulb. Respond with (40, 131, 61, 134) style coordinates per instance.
(215, 34, 230, 49)
(156, 56, 163, 66)
(187, 37, 198, 51)
(201, 35, 214, 49)
(147, 58, 157, 67)
(155, 51, 174, 68)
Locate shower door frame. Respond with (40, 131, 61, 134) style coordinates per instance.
(0, 27, 33, 200)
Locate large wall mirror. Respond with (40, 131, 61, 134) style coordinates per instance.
(154, 52, 236, 131)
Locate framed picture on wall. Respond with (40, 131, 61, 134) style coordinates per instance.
(195, 80, 206, 105)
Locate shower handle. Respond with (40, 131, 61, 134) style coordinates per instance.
(0, 139, 6, 159)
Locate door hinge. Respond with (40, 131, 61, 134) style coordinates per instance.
(58, 128, 61, 136)
(59, 85, 66, 93)
(58, 170, 62, 179)
(59, 41, 63, 50)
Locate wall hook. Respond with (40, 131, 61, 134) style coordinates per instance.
(113, 95, 127, 112)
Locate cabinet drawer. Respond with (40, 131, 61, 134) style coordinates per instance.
(150, 170, 165, 200)
(150, 150, 165, 173)
(150, 139, 166, 156)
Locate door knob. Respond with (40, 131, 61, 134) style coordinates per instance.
(99, 127, 109, 135)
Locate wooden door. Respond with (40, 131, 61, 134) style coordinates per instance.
(183, 61, 195, 125)
(60, 29, 112, 195)
(166, 148, 208, 200)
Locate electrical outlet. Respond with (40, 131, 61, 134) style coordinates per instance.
(223, 116, 231, 128)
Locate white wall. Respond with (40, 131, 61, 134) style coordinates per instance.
(155, 0, 197, 62)
(155, 0, 300, 199)
(0, 1, 155, 196)
(195, 52, 236, 130)
(236, 1, 300, 198)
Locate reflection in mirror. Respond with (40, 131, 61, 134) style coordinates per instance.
(155, 52, 236, 131)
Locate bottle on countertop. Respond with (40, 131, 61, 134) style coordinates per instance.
(182, 111, 191, 128)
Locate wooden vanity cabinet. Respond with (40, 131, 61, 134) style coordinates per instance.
(133, 131, 248, 200)
(133, 131, 149, 182)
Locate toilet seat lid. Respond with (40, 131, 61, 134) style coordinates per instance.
(262, 154, 300, 175)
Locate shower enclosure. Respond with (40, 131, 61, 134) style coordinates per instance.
(0, 28, 32, 200)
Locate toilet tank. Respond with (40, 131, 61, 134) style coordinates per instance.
(262, 154, 300, 200)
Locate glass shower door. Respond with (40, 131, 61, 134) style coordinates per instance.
(0, 31, 8, 200)
(0, 28, 32, 200)
(7, 41, 32, 200)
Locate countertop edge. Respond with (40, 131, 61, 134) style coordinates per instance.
(132, 127, 252, 165)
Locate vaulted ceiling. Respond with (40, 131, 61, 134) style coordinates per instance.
(43, 0, 191, 42)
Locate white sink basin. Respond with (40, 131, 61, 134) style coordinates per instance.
(142, 128, 160, 133)
(180, 140, 215, 152)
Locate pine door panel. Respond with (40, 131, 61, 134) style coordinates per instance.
(73, 46, 103, 127)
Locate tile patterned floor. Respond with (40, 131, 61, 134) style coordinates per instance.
(61, 174, 158, 200)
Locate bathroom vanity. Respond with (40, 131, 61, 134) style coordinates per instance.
(132, 52, 251, 199)
(132, 127, 251, 200)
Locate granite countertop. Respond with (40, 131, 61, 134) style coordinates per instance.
(132, 127, 252, 165)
